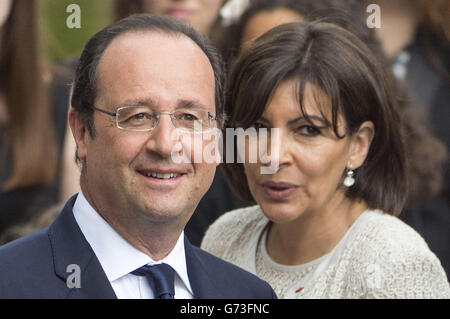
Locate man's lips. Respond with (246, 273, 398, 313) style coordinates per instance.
(137, 169, 186, 191)
(137, 168, 187, 180)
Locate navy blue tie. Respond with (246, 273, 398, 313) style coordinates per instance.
(131, 263, 175, 299)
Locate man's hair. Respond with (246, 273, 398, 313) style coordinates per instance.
(223, 22, 408, 215)
(71, 14, 225, 139)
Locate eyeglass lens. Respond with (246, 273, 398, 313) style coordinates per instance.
(116, 106, 213, 132)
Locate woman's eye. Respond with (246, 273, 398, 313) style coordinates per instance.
(297, 125, 320, 137)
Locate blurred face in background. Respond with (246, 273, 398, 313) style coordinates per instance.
(144, 0, 224, 35)
(241, 7, 304, 47)
(0, 0, 12, 28)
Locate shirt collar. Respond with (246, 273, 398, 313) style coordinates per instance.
(72, 191, 192, 294)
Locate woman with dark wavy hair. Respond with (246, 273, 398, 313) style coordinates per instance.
(209, 0, 450, 277)
(202, 22, 449, 298)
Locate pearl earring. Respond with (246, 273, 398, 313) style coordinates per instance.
(343, 168, 355, 187)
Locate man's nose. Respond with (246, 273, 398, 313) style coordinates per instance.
(144, 114, 178, 158)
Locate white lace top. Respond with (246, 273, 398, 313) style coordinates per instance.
(201, 206, 450, 298)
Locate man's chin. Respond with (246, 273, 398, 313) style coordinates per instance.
(138, 201, 191, 223)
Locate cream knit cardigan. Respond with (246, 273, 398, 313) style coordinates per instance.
(201, 206, 450, 298)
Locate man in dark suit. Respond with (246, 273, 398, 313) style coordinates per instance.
(0, 14, 276, 299)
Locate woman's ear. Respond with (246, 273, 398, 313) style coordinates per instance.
(347, 121, 375, 169)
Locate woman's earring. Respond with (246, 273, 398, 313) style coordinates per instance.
(343, 169, 355, 187)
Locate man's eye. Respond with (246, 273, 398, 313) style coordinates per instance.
(132, 113, 150, 120)
(179, 113, 198, 121)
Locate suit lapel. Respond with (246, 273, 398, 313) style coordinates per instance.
(50, 196, 229, 299)
(184, 237, 224, 299)
(48, 195, 117, 299)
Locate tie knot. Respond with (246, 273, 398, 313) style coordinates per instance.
(131, 263, 175, 299)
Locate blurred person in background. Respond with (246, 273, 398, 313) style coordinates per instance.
(208, 0, 449, 277)
(114, 0, 226, 42)
(0, 0, 75, 244)
(366, 0, 450, 276)
(113, 0, 247, 246)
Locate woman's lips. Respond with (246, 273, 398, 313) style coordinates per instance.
(262, 181, 299, 200)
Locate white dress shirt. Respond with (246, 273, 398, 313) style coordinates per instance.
(72, 191, 194, 299)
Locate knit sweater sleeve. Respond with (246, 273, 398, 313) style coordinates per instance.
(362, 249, 450, 299)
(351, 214, 450, 299)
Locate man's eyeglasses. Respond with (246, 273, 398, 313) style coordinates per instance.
(92, 105, 218, 133)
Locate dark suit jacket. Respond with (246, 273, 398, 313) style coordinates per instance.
(0, 195, 276, 299)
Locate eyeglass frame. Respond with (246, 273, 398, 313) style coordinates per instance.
(91, 105, 219, 133)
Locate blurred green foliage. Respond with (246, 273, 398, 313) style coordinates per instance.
(39, 0, 114, 62)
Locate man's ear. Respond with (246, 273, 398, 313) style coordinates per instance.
(347, 121, 375, 169)
(68, 109, 88, 161)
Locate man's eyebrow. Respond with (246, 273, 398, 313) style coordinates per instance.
(176, 99, 209, 110)
(119, 98, 209, 110)
(120, 98, 157, 107)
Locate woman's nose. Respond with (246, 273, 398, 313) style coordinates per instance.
(260, 129, 293, 174)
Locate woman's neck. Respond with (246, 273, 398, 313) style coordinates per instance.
(266, 195, 368, 266)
